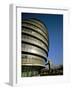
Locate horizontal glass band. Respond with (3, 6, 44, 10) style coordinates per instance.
(21, 43, 47, 58)
(22, 51, 47, 61)
(22, 38, 48, 53)
(22, 23, 48, 40)
(22, 58, 45, 66)
(22, 20, 48, 37)
(22, 18, 48, 34)
(22, 30, 48, 47)
(22, 33, 48, 49)
(22, 26, 48, 42)
(22, 54, 45, 61)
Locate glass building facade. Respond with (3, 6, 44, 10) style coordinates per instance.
(21, 18, 49, 77)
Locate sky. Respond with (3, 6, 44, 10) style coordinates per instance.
(22, 13, 63, 65)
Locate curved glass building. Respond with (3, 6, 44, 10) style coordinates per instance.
(21, 18, 49, 77)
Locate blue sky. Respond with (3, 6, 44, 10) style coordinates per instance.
(22, 13, 63, 65)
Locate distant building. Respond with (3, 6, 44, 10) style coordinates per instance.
(40, 59, 63, 76)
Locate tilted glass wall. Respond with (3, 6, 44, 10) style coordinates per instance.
(21, 18, 49, 77)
